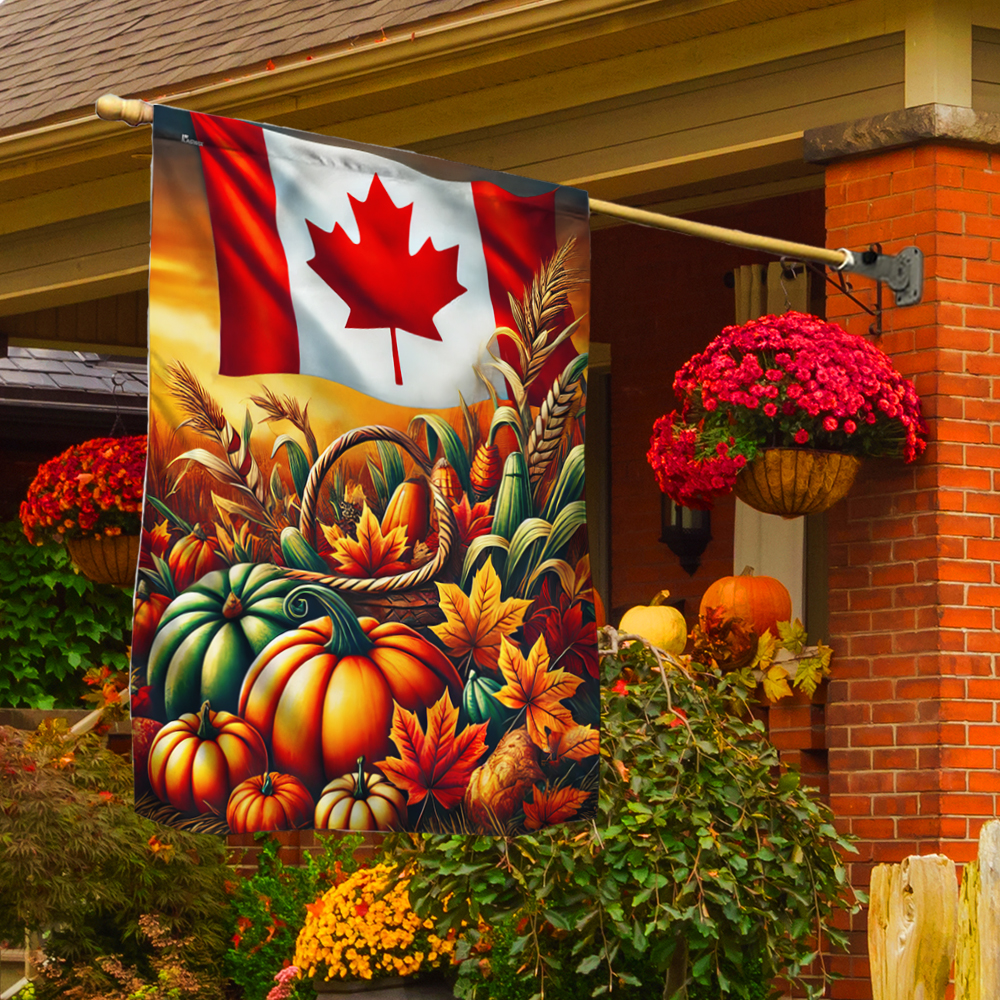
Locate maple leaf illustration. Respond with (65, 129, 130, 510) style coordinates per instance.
(523, 784, 591, 831)
(451, 495, 494, 546)
(327, 503, 409, 577)
(493, 634, 583, 751)
(306, 173, 467, 386)
(374, 689, 488, 815)
(431, 557, 532, 673)
(521, 587, 599, 679)
(545, 724, 599, 765)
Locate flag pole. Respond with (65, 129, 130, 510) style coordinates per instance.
(588, 198, 848, 268)
(96, 94, 154, 126)
(93, 94, 923, 305)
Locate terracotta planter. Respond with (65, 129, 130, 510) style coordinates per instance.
(734, 449, 861, 518)
(65, 534, 141, 587)
(311, 974, 454, 998)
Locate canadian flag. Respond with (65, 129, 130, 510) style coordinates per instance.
(174, 111, 587, 409)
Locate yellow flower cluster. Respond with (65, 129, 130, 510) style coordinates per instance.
(293, 863, 457, 983)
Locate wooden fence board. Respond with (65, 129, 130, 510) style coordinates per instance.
(869, 854, 957, 1000)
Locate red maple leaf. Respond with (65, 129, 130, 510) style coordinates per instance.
(374, 690, 488, 816)
(306, 174, 467, 385)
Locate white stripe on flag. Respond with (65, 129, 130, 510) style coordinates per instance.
(264, 129, 502, 408)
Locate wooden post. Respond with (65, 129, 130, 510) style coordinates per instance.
(980, 821, 1000, 1000)
(868, 855, 958, 1000)
(955, 858, 980, 1000)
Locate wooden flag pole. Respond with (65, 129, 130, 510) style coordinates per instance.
(93, 93, 924, 305)
(588, 197, 848, 268)
(96, 93, 154, 126)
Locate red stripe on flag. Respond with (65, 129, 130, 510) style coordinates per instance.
(470, 182, 578, 404)
(191, 114, 300, 376)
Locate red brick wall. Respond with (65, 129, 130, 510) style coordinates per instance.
(823, 143, 1000, 999)
(590, 190, 825, 626)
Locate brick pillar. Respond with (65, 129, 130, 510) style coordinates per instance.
(813, 135, 1000, 999)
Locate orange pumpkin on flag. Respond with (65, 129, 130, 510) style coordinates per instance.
(238, 585, 462, 795)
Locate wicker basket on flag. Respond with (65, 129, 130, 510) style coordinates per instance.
(293, 425, 458, 627)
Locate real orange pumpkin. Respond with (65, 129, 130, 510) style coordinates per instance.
(699, 566, 792, 640)
(314, 755, 407, 831)
(147, 701, 268, 815)
(619, 590, 687, 653)
(226, 771, 314, 832)
(238, 584, 462, 796)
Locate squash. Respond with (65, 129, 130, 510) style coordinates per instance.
(227, 771, 315, 832)
(699, 566, 792, 640)
(167, 524, 223, 592)
(619, 590, 687, 653)
(314, 756, 407, 831)
(147, 701, 268, 816)
(238, 584, 462, 795)
(146, 563, 298, 720)
(380, 478, 430, 547)
(463, 667, 516, 745)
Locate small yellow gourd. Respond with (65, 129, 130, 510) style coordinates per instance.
(619, 590, 688, 654)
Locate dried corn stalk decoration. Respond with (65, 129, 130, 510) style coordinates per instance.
(134, 104, 596, 836)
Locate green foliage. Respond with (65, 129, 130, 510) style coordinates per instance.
(397, 632, 860, 999)
(0, 520, 132, 709)
(0, 721, 232, 999)
(224, 832, 368, 1000)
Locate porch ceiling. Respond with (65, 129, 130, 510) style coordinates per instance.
(0, 0, 954, 350)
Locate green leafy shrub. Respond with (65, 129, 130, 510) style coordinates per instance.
(0, 520, 132, 708)
(399, 631, 860, 999)
(0, 720, 232, 999)
(224, 832, 367, 1000)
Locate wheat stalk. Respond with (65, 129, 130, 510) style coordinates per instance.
(166, 362, 269, 507)
(516, 238, 584, 389)
(526, 363, 585, 484)
(250, 385, 319, 463)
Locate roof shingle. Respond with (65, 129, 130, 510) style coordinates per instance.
(0, 0, 492, 134)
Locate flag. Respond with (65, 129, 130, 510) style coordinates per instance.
(153, 107, 586, 408)
(136, 106, 596, 837)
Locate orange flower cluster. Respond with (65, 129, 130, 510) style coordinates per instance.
(19, 435, 147, 545)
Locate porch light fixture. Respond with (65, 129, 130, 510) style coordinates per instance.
(660, 495, 711, 575)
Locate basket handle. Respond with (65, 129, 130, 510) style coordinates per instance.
(296, 425, 457, 595)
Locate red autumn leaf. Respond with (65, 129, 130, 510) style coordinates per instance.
(375, 690, 488, 813)
(306, 173, 467, 386)
(522, 585, 598, 678)
(522, 784, 590, 830)
(451, 495, 494, 546)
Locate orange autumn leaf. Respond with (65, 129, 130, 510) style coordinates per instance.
(493, 635, 583, 751)
(431, 557, 531, 672)
(328, 503, 409, 577)
(546, 725, 600, 764)
(374, 690, 488, 812)
(523, 784, 591, 830)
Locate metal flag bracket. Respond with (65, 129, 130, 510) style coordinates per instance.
(95, 93, 925, 315)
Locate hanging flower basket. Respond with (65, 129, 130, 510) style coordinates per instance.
(65, 533, 142, 587)
(733, 448, 861, 517)
(19, 435, 147, 586)
(647, 312, 927, 514)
